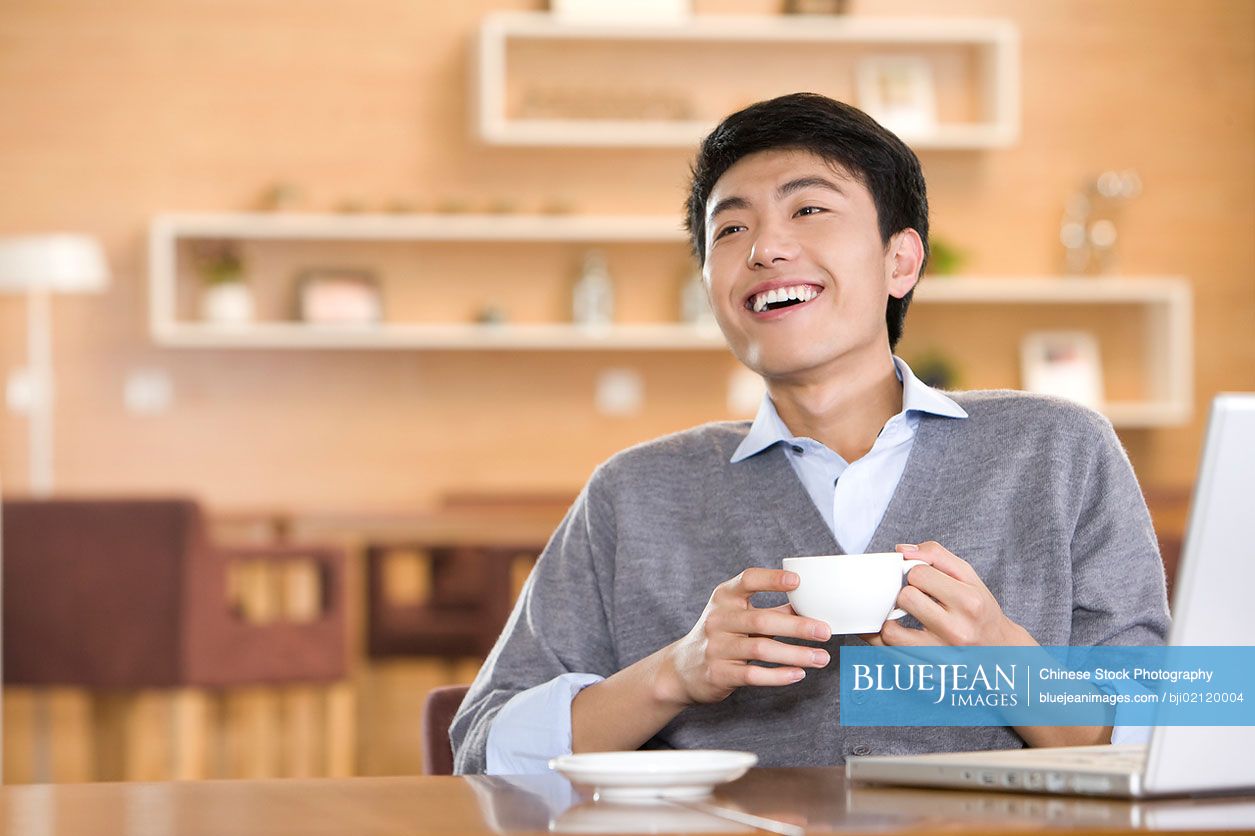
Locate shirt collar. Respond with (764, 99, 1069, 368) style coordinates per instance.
(730, 356, 967, 463)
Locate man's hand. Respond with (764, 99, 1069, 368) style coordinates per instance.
(863, 542, 1035, 648)
(659, 568, 833, 706)
(859, 542, 1112, 749)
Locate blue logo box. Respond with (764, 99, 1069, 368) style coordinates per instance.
(839, 646, 1255, 726)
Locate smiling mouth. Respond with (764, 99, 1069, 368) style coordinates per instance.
(745, 285, 822, 314)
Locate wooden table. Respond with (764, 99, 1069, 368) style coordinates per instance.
(5, 768, 1255, 835)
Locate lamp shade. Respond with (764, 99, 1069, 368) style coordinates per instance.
(0, 234, 110, 293)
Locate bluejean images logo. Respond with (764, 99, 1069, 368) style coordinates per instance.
(840, 646, 1255, 727)
(849, 659, 1019, 707)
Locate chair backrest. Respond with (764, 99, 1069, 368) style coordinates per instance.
(366, 545, 517, 659)
(2, 497, 348, 689)
(2, 498, 205, 687)
(422, 684, 470, 775)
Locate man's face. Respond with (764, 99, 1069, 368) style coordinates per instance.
(701, 148, 918, 383)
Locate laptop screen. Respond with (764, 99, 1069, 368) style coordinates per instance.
(1147, 394, 1255, 794)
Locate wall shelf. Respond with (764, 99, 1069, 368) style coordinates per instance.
(915, 276, 1193, 427)
(151, 212, 688, 243)
(474, 13, 1020, 149)
(152, 322, 726, 351)
(149, 213, 1190, 427)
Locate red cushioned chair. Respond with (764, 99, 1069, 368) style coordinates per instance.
(2, 497, 350, 781)
(422, 684, 470, 775)
(2, 498, 346, 688)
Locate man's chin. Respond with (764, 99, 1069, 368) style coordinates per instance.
(743, 335, 891, 382)
(743, 355, 831, 385)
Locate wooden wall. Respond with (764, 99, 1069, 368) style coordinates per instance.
(0, 0, 1252, 784)
(0, 0, 1252, 509)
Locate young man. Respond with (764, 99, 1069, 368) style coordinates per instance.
(450, 93, 1169, 774)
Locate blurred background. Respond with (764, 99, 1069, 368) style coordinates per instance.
(0, 0, 1251, 783)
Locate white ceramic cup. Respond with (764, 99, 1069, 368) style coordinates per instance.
(782, 552, 927, 635)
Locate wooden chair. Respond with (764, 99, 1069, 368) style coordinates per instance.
(422, 684, 470, 775)
(366, 543, 521, 659)
(364, 494, 569, 661)
(1144, 485, 1192, 601)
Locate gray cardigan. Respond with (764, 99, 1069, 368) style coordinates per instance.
(451, 390, 1170, 774)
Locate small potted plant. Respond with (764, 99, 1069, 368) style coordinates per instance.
(909, 348, 961, 390)
(925, 235, 967, 277)
(196, 242, 254, 324)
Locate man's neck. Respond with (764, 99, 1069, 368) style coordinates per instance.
(767, 351, 904, 464)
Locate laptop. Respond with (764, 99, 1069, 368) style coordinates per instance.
(847, 393, 1255, 798)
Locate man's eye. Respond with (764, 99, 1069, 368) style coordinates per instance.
(714, 224, 745, 240)
(796, 206, 826, 217)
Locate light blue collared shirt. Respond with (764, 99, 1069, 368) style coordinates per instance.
(484, 357, 1144, 773)
(730, 356, 966, 555)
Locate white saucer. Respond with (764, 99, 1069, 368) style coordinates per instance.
(549, 750, 758, 801)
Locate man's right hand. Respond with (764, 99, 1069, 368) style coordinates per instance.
(658, 568, 834, 706)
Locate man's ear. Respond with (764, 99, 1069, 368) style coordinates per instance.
(886, 228, 925, 299)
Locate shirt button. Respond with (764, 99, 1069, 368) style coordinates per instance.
(851, 744, 873, 757)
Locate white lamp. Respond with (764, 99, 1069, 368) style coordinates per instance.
(0, 234, 110, 496)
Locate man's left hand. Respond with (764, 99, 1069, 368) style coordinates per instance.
(862, 542, 1035, 647)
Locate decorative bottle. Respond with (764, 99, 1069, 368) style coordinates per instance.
(572, 250, 614, 328)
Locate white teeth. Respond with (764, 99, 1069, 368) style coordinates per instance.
(750, 285, 819, 313)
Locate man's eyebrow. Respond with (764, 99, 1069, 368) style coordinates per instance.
(707, 195, 750, 222)
(778, 176, 847, 198)
(706, 175, 849, 223)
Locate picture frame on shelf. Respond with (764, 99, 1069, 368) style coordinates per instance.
(296, 269, 383, 325)
(782, 0, 850, 14)
(856, 55, 938, 137)
(1020, 331, 1104, 410)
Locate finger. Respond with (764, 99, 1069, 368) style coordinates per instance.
(879, 618, 944, 647)
(715, 659, 807, 688)
(905, 565, 1001, 634)
(898, 541, 982, 585)
(719, 604, 831, 642)
(901, 564, 968, 610)
(894, 583, 953, 636)
(859, 632, 885, 646)
(730, 635, 830, 669)
(717, 568, 800, 601)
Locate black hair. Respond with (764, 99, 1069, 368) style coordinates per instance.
(685, 92, 929, 350)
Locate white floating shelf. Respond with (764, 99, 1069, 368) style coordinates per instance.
(917, 276, 1192, 428)
(152, 322, 728, 351)
(487, 13, 1016, 43)
(152, 212, 688, 242)
(475, 12, 1020, 149)
(1103, 401, 1193, 428)
(148, 213, 1191, 427)
(916, 276, 1190, 304)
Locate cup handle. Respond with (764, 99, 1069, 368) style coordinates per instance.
(886, 559, 927, 621)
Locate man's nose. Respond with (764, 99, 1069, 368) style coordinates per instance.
(747, 221, 798, 268)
